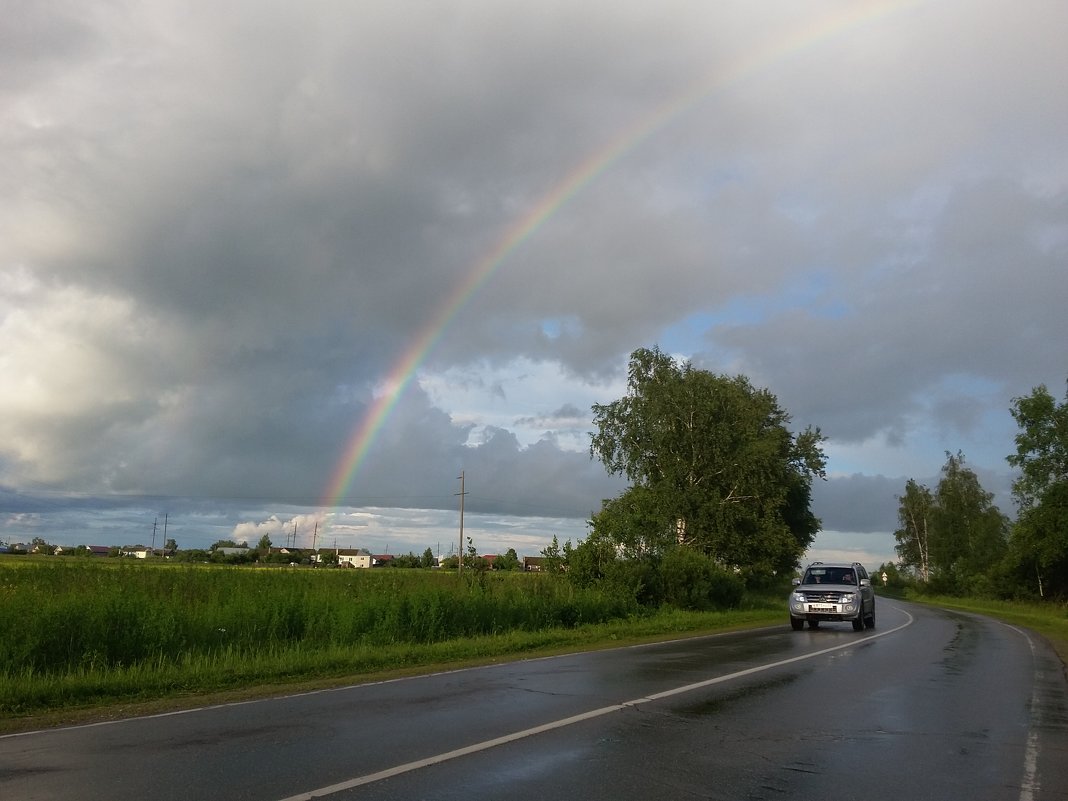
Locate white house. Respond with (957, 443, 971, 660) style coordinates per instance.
(121, 545, 157, 559)
(337, 548, 373, 568)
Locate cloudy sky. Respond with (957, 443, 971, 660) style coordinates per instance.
(2, 0, 1065, 566)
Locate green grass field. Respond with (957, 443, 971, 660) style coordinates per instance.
(4, 558, 1065, 734)
(0, 558, 784, 727)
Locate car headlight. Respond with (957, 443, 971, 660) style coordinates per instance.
(840, 593, 855, 603)
(792, 593, 806, 603)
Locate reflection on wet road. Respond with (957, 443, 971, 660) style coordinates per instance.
(2, 600, 1067, 801)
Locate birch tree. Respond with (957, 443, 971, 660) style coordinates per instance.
(894, 479, 933, 582)
(589, 347, 826, 576)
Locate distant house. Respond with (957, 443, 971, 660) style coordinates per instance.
(523, 556, 548, 572)
(121, 545, 157, 559)
(372, 554, 395, 567)
(335, 548, 373, 569)
(265, 547, 307, 565)
(481, 554, 499, 569)
(86, 545, 111, 557)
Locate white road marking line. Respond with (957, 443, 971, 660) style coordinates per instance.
(276, 608, 915, 801)
(0, 624, 783, 740)
(1001, 623, 1042, 801)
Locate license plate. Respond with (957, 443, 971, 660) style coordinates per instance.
(809, 605, 836, 612)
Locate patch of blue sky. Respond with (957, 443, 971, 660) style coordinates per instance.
(823, 435, 925, 480)
(929, 372, 1004, 399)
(658, 270, 849, 351)
(789, 270, 852, 320)
(814, 297, 850, 319)
(658, 307, 745, 354)
(825, 400, 1017, 489)
(539, 316, 583, 341)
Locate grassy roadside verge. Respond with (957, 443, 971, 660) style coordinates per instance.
(901, 592, 1068, 668)
(10, 590, 1064, 736)
(0, 604, 784, 736)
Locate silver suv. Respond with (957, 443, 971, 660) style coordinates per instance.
(789, 561, 875, 632)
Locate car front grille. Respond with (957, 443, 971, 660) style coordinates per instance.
(803, 591, 846, 603)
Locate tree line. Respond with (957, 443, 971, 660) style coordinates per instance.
(893, 382, 1068, 600)
(542, 348, 1067, 609)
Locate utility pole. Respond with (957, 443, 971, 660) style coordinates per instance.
(456, 471, 467, 575)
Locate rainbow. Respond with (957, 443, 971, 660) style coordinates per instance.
(320, 0, 922, 511)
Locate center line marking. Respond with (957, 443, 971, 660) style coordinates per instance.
(276, 607, 915, 801)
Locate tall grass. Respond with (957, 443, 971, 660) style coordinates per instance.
(0, 561, 642, 715)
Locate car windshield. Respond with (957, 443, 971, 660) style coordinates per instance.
(803, 569, 855, 585)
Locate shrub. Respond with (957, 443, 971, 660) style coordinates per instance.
(658, 548, 744, 611)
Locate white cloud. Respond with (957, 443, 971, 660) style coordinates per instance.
(419, 357, 625, 451)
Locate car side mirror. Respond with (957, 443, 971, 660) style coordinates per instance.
(792, 578, 801, 586)
(859, 578, 870, 587)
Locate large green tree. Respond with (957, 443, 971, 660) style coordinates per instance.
(1007, 382, 1068, 510)
(894, 452, 1007, 592)
(930, 451, 1008, 588)
(587, 485, 672, 558)
(1009, 483, 1068, 599)
(1006, 382, 1068, 598)
(495, 548, 521, 571)
(589, 347, 826, 576)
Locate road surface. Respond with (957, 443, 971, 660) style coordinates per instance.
(2, 600, 1067, 800)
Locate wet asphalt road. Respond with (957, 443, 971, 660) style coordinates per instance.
(2, 599, 1067, 801)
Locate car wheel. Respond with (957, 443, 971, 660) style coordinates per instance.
(790, 616, 805, 631)
(865, 606, 876, 629)
(808, 619, 820, 629)
(852, 615, 865, 631)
